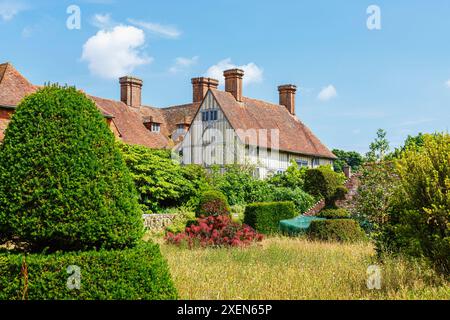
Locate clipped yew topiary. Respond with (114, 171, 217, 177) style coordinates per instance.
(0, 86, 143, 252)
(307, 219, 367, 243)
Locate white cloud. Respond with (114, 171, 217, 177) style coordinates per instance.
(317, 85, 337, 101)
(127, 19, 181, 39)
(169, 56, 198, 73)
(445, 80, 450, 88)
(0, 1, 27, 21)
(91, 13, 116, 29)
(205, 58, 263, 86)
(81, 25, 152, 79)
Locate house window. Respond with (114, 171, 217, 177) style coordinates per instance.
(312, 158, 320, 167)
(296, 159, 309, 168)
(151, 123, 160, 132)
(202, 110, 218, 122)
(177, 124, 186, 132)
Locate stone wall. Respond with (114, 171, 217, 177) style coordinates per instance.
(142, 214, 177, 232)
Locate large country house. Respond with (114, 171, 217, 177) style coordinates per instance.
(0, 62, 336, 178)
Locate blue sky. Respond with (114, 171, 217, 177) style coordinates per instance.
(1, 0, 449, 153)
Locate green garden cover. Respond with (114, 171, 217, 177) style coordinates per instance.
(279, 215, 326, 236)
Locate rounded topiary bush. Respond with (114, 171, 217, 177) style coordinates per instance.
(307, 219, 366, 243)
(0, 86, 143, 252)
(196, 190, 230, 218)
(317, 208, 351, 219)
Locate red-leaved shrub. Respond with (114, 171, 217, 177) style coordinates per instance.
(165, 215, 263, 248)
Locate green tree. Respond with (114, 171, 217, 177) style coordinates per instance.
(366, 129, 390, 162)
(119, 143, 209, 213)
(0, 86, 143, 252)
(267, 160, 308, 188)
(332, 149, 364, 173)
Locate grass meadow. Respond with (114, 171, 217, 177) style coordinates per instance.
(158, 237, 450, 300)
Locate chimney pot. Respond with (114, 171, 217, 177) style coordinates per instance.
(191, 77, 219, 103)
(278, 84, 297, 115)
(224, 68, 244, 102)
(120, 76, 143, 108)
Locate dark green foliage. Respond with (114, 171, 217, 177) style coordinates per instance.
(387, 133, 427, 160)
(0, 86, 143, 252)
(332, 149, 364, 173)
(196, 190, 230, 218)
(119, 143, 209, 213)
(244, 202, 296, 234)
(317, 208, 350, 219)
(0, 242, 178, 300)
(307, 219, 367, 243)
(326, 186, 349, 209)
(304, 166, 346, 206)
(270, 187, 315, 213)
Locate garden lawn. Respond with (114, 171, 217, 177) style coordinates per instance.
(159, 237, 450, 300)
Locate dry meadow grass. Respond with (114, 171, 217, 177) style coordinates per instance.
(159, 237, 450, 300)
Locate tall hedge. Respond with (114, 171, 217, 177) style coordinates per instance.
(244, 201, 296, 234)
(0, 86, 143, 252)
(0, 242, 178, 300)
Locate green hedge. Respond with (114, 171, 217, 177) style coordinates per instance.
(0, 242, 177, 300)
(307, 219, 366, 243)
(317, 208, 351, 219)
(244, 201, 296, 234)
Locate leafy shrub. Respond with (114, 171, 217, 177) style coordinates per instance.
(304, 166, 346, 207)
(209, 164, 260, 205)
(353, 162, 399, 233)
(307, 219, 367, 243)
(244, 202, 296, 234)
(267, 160, 308, 189)
(196, 190, 230, 218)
(318, 208, 350, 219)
(271, 187, 315, 213)
(119, 144, 209, 213)
(0, 86, 143, 252)
(388, 133, 450, 273)
(165, 210, 196, 235)
(165, 215, 263, 248)
(0, 242, 178, 300)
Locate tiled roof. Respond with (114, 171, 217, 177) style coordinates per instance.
(0, 62, 168, 149)
(0, 63, 38, 107)
(91, 96, 169, 149)
(211, 89, 336, 159)
(0, 62, 335, 158)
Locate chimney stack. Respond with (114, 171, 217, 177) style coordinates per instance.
(191, 77, 219, 103)
(120, 76, 143, 108)
(224, 69, 244, 102)
(278, 84, 297, 115)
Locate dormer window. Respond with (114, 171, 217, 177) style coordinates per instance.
(151, 123, 160, 132)
(177, 124, 186, 132)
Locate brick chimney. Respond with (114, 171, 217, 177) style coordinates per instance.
(278, 84, 297, 115)
(120, 76, 143, 108)
(343, 165, 352, 179)
(224, 69, 244, 102)
(191, 77, 219, 103)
